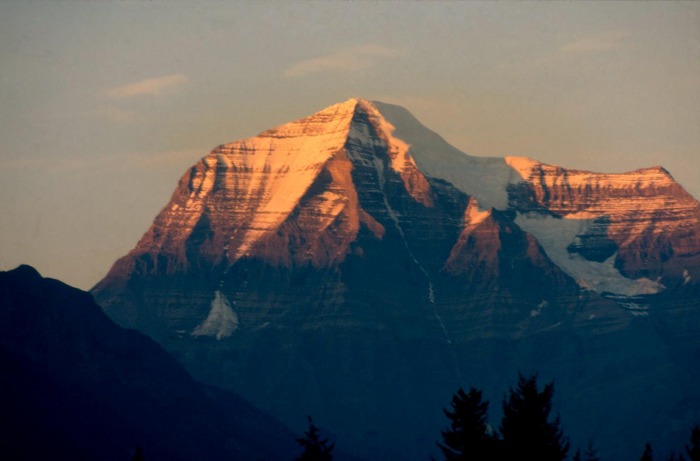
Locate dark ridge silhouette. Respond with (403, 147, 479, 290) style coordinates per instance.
(0, 265, 297, 461)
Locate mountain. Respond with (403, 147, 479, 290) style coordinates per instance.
(92, 98, 700, 460)
(0, 265, 299, 461)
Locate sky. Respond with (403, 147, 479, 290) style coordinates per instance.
(1, 1, 698, 290)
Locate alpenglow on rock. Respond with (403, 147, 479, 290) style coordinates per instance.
(93, 99, 700, 461)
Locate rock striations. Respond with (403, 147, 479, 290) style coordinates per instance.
(507, 158, 700, 284)
(92, 99, 700, 461)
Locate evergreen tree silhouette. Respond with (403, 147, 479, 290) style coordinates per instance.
(583, 439, 600, 461)
(295, 416, 334, 461)
(436, 387, 495, 461)
(499, 373, 569, 461)
(131, 447, 144, 461)
(640, 443, 654, 461)
(688, 426, 700, 461)
(573, 440, 600, 461)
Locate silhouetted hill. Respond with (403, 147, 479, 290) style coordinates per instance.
(0, 265, 298, 461)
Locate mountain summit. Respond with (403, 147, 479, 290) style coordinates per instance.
(93, 99, 700, 460)
(95, 99, 699, 301)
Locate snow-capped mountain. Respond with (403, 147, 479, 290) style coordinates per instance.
(92, 99, 700, 460)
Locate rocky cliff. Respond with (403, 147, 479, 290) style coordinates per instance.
(507, 158, 700, 284)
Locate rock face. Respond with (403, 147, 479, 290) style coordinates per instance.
(93, 99, 700, 461)
(506, 158, 700, 284)
(0, 265, 298, 461)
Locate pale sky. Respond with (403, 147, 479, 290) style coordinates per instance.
(1, 1, 698, 290)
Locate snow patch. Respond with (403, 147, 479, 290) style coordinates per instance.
(505, 156, 540, 180)
(359, 101, 413, 174)
(514, 212, 665, 297)
(530, 300, 549, 317)
(370, 101, 518, 210)
(467, 200, 491, 226)
(192, 291, 239, 340)
(613, 300, 649, 317)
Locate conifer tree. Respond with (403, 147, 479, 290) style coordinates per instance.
(687, 426, 700, 461)
(295, 416, 334, 461)
(437, 387, 495, 461)
(583, 439, 600, 461)
(640, 443, 654, 461)
(131, 447, 144, 461)
(499, 373, 569, 461)
(573, 440, 600, 461)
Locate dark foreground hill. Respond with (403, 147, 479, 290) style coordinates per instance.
(0, 265, 299, 461)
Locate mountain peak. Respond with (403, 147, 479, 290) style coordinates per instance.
(3, 264, 43, 285)
(8, 264, 42, 279)
(94, 98, 442, 287)
(94, 98, 700, 299)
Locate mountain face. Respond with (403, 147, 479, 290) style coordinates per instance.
(92, 99, 700, 460)
(0, 265, 298, 461)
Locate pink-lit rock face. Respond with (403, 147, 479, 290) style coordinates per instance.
(506, 157, 700, 283)
(123, 100, 359, 269)
(102, 99, 438, 278)
(98, 99, 700, 298)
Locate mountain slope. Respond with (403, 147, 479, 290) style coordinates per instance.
(0, 265, 298, 461)
(92, 98, 700, 460)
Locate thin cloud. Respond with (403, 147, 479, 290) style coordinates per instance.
(88, 149, 202, 170)
(0, 149, 201, 173)
(0, 156, 84, 172)
(284, 45, 402, 78)
(99, 106, 139, 124)
(107, 74, 190, 99)
(561, 32, 630, 54)
(121, 149, 202, 168)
